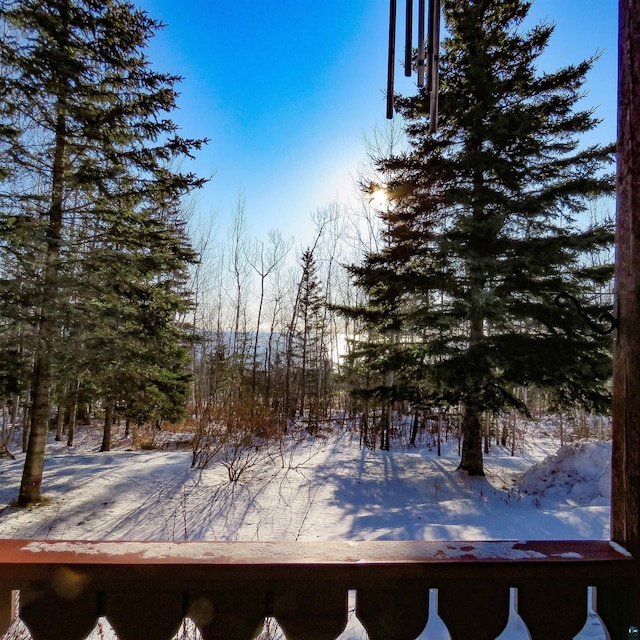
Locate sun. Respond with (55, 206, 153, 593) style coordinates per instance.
(369, 185, 390, 209)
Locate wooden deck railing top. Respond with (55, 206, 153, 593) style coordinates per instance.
(0, 538, 633, 569)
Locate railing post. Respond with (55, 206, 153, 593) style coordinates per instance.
(612, 0, 640, 625)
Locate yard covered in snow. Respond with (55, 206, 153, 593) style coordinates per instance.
(0, 416, 612, 542)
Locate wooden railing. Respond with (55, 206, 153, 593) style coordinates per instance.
(0, 539, 636, 639)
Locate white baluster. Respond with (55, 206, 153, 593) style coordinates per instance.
(572, 586, 611, 640)
(494, 588, 532, 640)
(414, 589, 452, 640)
(255, 616, 287, 640)
(334, 590, 369, 640)
(86, 617, 117, 639)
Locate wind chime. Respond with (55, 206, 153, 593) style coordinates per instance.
(386, 0, 441, 132)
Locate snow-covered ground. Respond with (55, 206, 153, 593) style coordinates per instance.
(0, 417, 612, 542)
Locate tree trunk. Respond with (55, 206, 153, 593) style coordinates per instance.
(100, 402, 113, 452)
(18, 98, 67, 505)
(10, 396, 18, 434)
(458, 286, 486, 475)
(360, 402, 369, 447)
(458, 404, 485, 476)
(1, 397, 18, 455)
(251, 274, 265, 398)
(410, 411, 419, 447)
(381, 402, 391, 451)
(19, 295, 56, 504)
(66, 379, 79, 447)
(483, 412, 490, 454)
(456, 137, 490, 476)
(67, 400, 77, 448)
(22, 403, 30, 454)
(0, 400, 5, 445)
(55, 405, 64, 441)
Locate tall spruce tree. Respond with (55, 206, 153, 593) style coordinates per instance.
(83, 204, 197, 432)
(0, 0, 205, 503)
(350, 0, 614, 474)
(295, 248, 327, 427)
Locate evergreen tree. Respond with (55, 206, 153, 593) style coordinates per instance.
(295, 248, 327, 427)
(80, 202, 197, 442)
(0, 0, 205, 503)
(351, 0, 614, 474)
(282, 247, 328, 426)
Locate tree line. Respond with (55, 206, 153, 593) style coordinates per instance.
(0, 0, 614, 504)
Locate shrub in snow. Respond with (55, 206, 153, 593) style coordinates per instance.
(190, 400, 285, 482)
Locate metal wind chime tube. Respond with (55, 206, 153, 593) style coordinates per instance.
(429, 0, 441, 132)
(426, 0, 435, 87)
(386, 0, 441, 132)
(418, 0, 426, 87)
(405, 0, 413, 76)
(386, 0, 397, 119)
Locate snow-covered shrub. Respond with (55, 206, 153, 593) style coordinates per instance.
(519, 441, 611, 505)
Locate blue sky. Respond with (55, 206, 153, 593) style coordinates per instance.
(134, 0, 619, 244)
